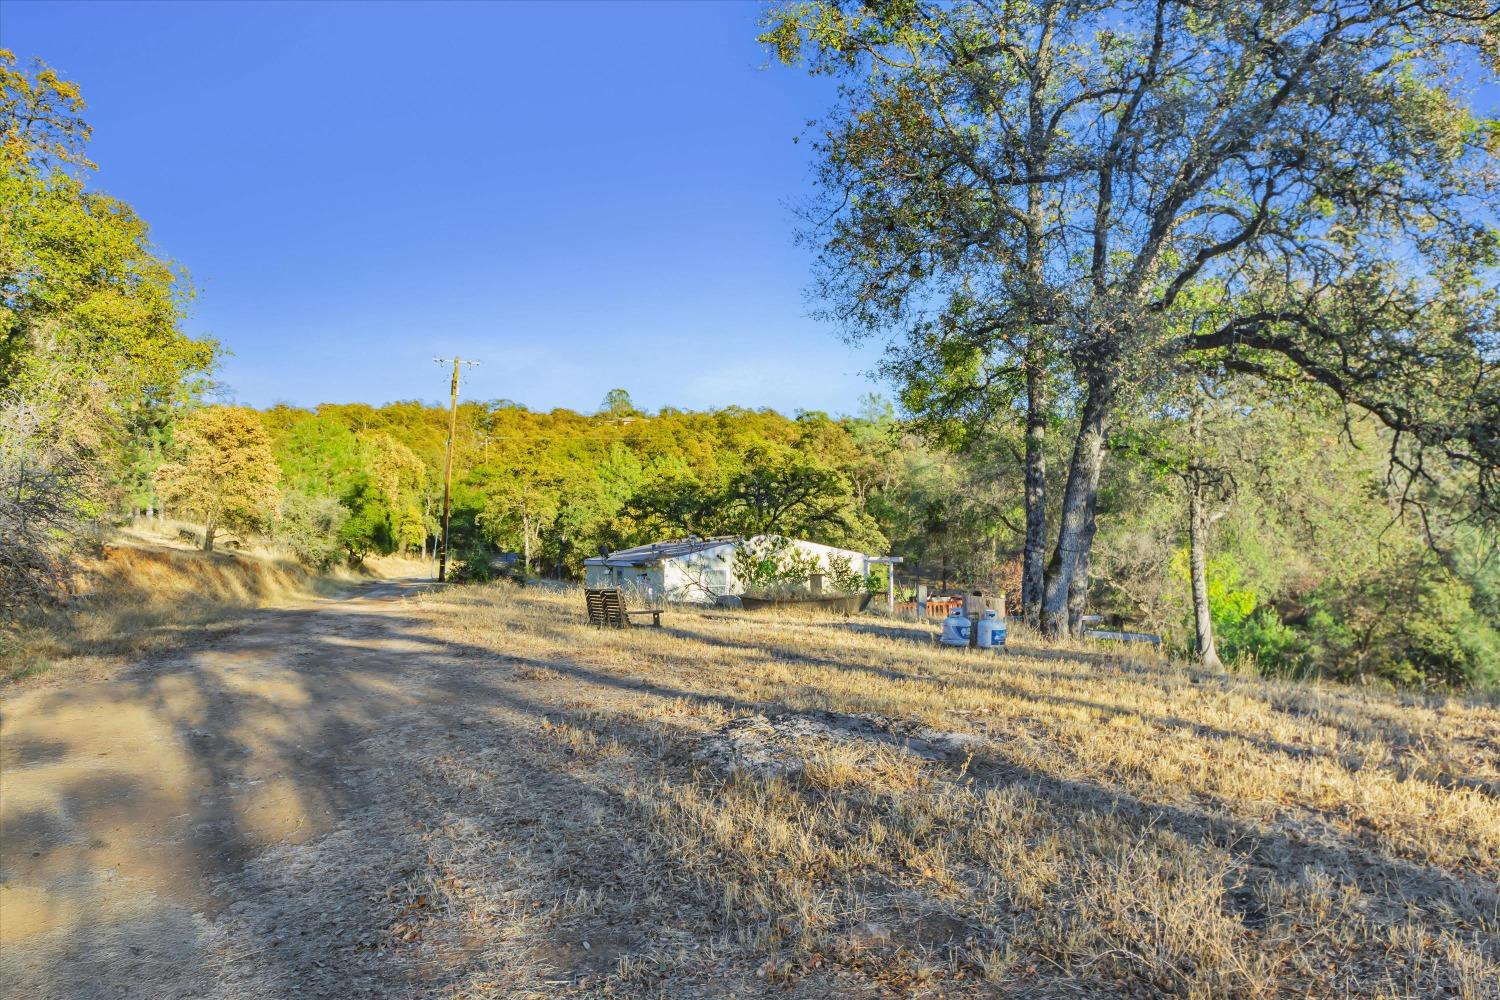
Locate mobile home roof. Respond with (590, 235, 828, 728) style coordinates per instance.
(583, 536, 738, 568)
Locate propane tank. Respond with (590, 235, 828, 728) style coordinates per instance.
(939, 606, 972, 647)
(975, 609, 1007, 649)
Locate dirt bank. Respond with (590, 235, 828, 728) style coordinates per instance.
(2, 541, 414, 688)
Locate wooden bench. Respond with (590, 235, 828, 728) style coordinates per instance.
(585, 588, 662, 628)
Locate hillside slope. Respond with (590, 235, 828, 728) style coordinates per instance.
(2, 537, 392, 686)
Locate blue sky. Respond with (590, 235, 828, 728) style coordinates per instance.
(6, 4, 1495, 417)
(1, 0, 884, 415)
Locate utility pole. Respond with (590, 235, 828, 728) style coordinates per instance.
(434, 356, 479, 582)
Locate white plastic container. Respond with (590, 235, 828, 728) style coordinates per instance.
(976, 609, 1007, 649)
(939, 607, 972, 647)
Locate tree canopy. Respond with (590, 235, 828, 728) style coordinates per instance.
(154, 407, 280, 551)
(1, 52, 218, 610)
(1, 51, 215, 417)
(765, 0, 1500, 633)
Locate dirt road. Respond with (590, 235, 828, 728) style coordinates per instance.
(1, 581, 890, 1000)
(1, 580, 498, 999)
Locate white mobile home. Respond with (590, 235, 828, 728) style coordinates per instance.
(584, 535, 873, 605)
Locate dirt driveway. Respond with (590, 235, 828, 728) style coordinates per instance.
(2, 582, 903, 1000)
(1, 580, 497, 999)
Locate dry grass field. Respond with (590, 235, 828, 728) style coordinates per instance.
(383, 582, 1500, 999)
(4, 575, 1496, 999)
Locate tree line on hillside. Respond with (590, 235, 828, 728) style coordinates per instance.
(99, 390, 1500, 689)
(2, 47, 1497, 690)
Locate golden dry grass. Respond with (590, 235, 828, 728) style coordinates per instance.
(389, 581, 1500, 999)
(1, 540, 359, 685)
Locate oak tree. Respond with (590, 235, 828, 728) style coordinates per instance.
(155, 407, 280, 551)
(766, 0, 1500, 634)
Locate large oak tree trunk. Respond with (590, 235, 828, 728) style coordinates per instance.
(1188, 470, 1223, 669)
(1066, 507, 1098, 636)
(1022, 362, 1047, 629)
(1041, 379, 1111, 636)
(202, 513, 217, 553)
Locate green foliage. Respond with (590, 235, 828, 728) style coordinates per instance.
(1217, 609, 1309, 679)
(1, 52, 215, 415)
(273, 491, 349, 570)
(1207, 553, 1500, 691)
(359, 432, 426, 554)
(719, 449, 883, 548)
(825, 554, 864, 595)
(336, 474, 394, 564)
(619, 441, 885, 552)
(767, 0, 1500, 647)
(732, 536, 823, 597)
(1198, 554, 1309, 679)
(448, 553, 500, 585)
(475, 465, 560, 572)
(1095, 389, 1500, 690)
(0, 52, 217, 586)
(1294, 558, 1500, 690)
(260, 407, 438, 565)
(599, 387, 640, 418)
(623, 473, 719, 539)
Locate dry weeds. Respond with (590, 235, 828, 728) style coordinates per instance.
(387, 581, 1500, 998)
(1, 537, 381, 686)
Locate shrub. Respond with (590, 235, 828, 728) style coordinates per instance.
(273, 492, 349, 569)
(825, 554, 865, 595)
(1217, 607, 1309, 678)
(449, 542, 520, 584)
(0, 399, 90, 618)
(734, 536, 821, 596)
